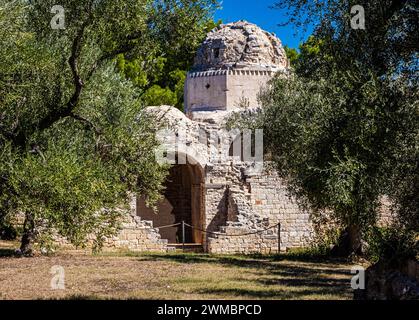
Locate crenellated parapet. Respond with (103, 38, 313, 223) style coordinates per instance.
(187, 69, 277, 79)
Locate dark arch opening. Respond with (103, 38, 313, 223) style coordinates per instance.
(137, 158, 205, 245)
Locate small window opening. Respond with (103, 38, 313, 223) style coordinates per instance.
(213, 48, 220, 59)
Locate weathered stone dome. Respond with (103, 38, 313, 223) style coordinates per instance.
(193, 21, 288, 72)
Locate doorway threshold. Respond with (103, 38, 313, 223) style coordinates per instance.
(167, 243, 204, 253)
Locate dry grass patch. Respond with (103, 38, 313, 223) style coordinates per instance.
(0, 241, 355, 300)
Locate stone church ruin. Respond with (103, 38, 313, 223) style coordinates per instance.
(97, 21, 314, 254)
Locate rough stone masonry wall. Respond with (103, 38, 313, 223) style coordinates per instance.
(185, 70, 275, 113)
(53, 196, 169, 253)
(246, 169, 313, 250)
(185, 72, 228, 112)
(102, 196, 169, 252)
(104, 213, 169, 252)
(194, 21, 287, 71)
(225, 70, 274, 109)
(204, 161, 313, 254)
(206, 224, 280, 255)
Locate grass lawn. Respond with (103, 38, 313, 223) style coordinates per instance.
(0, 240, 356, 300)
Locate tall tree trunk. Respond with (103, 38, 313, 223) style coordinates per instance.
(347, 224, 362, 255)
(331, 224, 362, 257)
(20, 212, 35, 256)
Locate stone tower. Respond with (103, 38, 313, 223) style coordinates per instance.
(75, 21, 313, 255)
(184, 21, 289, 115)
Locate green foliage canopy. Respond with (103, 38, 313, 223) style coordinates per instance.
(231, 0, 418, 254)
(116, 1, 220, 110)
(1, 0, 222, 252)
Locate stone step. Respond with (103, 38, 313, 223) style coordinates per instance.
(167, 244, 204, 253)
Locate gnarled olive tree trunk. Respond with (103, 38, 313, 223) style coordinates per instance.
(331, 224, 362, 257)
(20, 212, 36, 256)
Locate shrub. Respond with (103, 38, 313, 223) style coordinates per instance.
(0, 218, 17, 240)
(365, 226, 418, 264)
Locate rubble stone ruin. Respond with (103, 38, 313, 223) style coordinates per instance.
(78, 21, 314, 254)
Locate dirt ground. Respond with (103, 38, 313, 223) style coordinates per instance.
(0, 241, 355, 300)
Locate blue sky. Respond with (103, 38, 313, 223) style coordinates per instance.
(214, 0, 313, 49)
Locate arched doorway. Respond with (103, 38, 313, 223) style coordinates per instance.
(137, 158, 205, 245)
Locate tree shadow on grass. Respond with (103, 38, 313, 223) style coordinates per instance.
(194, 287, 293, 299)
(270, 263, 350, 277)
(140, 253, 276, 269)
(194, 287, 348, 300)
(142, 254, 353, 299)
(196, 263, 352, 300)
(257, 276, 349, 288)
(48, 295, 151, 301)
(256, 263, 351, 295)
(256, 270, 350, 288)
(140, 253, 348, 270)
(0, 248, 17, 257)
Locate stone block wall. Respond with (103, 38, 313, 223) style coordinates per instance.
(103, 214, 169, 252)
(100, 197, 169, 252)
(137, 196, 177, 243)
(206, 224, 280, 254)
(225, 70, 273, 109)
(185, 70, 275, 113)
(52, 197, 169, 253)
(246, 170, 313, 250)
(185, 71, 228, 113)
(204, 160, 314, 254)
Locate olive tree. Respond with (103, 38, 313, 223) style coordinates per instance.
(229, 0, 418, 255)
(0, 0, 217, 254)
